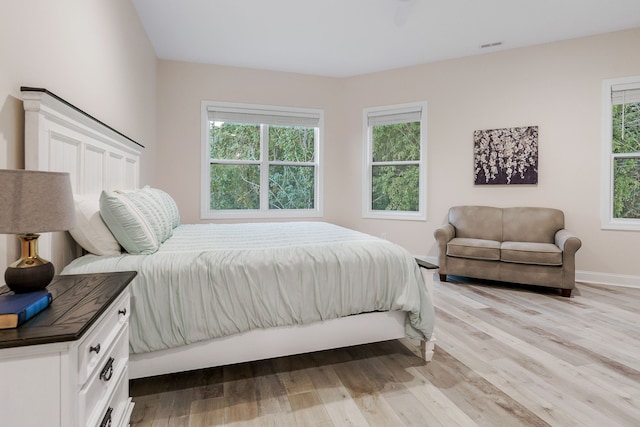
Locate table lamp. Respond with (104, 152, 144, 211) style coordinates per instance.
(0, 169, 75, 293)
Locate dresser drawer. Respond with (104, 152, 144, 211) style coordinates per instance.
(81, 323, 129, 427)
(91, 365, 133, 427)
(78, 290, 130, 385)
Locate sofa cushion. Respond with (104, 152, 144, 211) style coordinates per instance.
(449, 206, 503, 241)
(501, 241, 563, 266)
(447, 238, 501, 261)
(502, 207, 564, 243)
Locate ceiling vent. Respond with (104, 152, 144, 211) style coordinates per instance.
(481, 41, 503, 49)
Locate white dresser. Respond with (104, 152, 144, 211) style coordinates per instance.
(0, 271, 136, 427)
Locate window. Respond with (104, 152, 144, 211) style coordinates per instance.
(363, 102, 427, 220)
(601, 77, 640, 230)
(201, 101, 323, 219)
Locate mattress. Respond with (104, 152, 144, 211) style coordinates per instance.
(62, 222, 435, 354)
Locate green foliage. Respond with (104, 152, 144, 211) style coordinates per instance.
(612, 103, 640, 154)
(613, 158, 640, 219)
(371, 122, 421, 212)
(373, 122, 420, 162)
(209, 123, 315, 211)
(372, 165, 419, 211)
(269, 165, 314, 209)
(612, 103, 640, 219)
(211, 123, 260, 160)
(210, 164, 259, 210)
(269, 126, 315, 162)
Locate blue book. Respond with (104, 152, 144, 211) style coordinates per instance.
(0, 291, 53, 329)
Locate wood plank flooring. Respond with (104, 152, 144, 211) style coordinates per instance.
(129, 273, 640, 426)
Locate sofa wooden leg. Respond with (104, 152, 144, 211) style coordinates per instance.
(439, 274, 447, 282)
(560, 288, 572, 298)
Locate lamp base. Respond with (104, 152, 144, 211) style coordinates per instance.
(5, 262, 54, 293)
(4, 234, 55, 293)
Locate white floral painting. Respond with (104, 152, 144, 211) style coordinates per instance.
(473, 126, 538, 185)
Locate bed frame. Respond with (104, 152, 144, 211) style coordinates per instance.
(22, 87, 435, 379)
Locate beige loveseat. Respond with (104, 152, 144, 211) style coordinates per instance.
(434, 206, 581, 297)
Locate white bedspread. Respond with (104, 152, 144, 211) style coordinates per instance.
(62, 222, 435, 354)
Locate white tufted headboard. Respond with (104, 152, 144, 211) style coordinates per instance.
(21, 87, 143, 271)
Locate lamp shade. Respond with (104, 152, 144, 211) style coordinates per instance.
(0, 169, 76, 234)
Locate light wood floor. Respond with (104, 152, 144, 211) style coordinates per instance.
(129, 274, 640, 426)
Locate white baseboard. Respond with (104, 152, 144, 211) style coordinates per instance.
(414, 255, 640, 290)
(575, 270, 640, 289)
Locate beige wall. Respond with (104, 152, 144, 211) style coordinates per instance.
(156, 28, 640, 280)
(0, 0, 157, 274)
(342, 28, 640, 280)
(155, 62, 345, 223)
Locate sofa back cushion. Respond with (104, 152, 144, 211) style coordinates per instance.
(502, 207, 564, 243)
(449, 206, 503, 241)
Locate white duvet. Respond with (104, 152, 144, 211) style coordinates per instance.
(62, 222, 435, 354)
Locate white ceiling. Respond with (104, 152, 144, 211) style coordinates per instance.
(132, 0, 640, 77)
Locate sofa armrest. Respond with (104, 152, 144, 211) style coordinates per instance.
(434, 223, 455, 244)
(555, 229, 582, 289)
(555, 229, 582, 255)
(433, 224, 455, 274)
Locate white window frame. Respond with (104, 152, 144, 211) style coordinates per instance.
(601, 76, 640, 231)
(362, 102, 427, 221)
(201, 101, 324, 220)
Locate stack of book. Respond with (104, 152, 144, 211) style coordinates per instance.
(0, 291, 52, 329)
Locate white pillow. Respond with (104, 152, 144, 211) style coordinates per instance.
(69, 196, 121, 256)
(99, 190, 160, 254)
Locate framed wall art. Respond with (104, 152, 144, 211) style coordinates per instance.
(473, 126, 538, 185)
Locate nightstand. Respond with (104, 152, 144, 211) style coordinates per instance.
(0, 271, 136, 427)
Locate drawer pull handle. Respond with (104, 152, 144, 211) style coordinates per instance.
(89, 343, 101, 354)
(100, 357, 115, 382)
(118, 308, 127, 316)
(100, 406, 113, 427)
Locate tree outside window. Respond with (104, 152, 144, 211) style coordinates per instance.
(611, 100, 640, 219)
(602, 77, 640, 230)
(363, 103, 427, 221)
(202, 102, 322, 219)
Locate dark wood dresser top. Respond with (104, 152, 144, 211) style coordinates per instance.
(0, 271, 137, 349)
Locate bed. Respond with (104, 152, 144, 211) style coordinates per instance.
(21, 87, 436, 379)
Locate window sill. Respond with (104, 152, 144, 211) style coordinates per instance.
(362, 211, 427, 221)
(601, 220, 640, 232)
